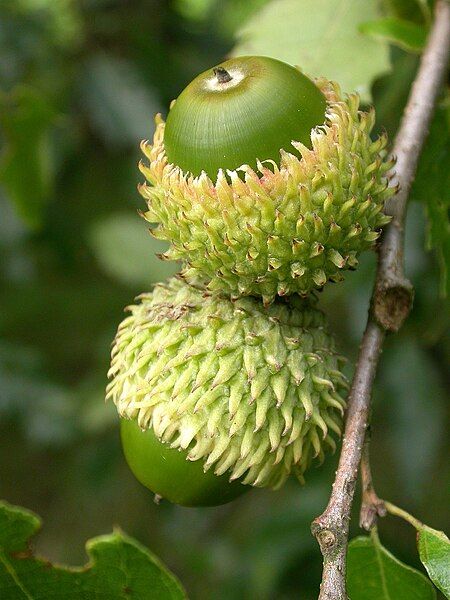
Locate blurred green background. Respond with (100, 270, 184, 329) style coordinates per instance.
(0, 1, 448, 598)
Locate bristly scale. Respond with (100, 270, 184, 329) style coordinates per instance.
(107, 278, 348, 490)
(140, 76, 393, 304)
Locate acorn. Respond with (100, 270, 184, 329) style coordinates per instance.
(163, 56, 327, 178)
(107, 277, 348, 504)
(120, 418, 249, 507)
(139, 56, 394, 304)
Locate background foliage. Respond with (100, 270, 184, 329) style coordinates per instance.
(0, 0, 448, 598)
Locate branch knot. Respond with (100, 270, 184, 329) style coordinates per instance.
(311, 520, 346, 559)
(373, 277, 414, 332)
(318, 529, 337, 552)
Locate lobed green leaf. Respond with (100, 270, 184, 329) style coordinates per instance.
(0, 500, 186, 599)
(232, 0, 391, 102)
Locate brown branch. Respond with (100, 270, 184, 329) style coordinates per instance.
(311, 2, 450, 599)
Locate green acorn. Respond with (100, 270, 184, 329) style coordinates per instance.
(120, 418, 249, 507)
(163, 56, 327, 178)
(139, 56, 393, 304)
(107, 277, 348, 502)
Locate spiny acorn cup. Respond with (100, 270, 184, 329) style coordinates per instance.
(107, 277, 348, 501)
(139, 56, 394, 305)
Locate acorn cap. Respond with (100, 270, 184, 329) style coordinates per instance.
(139, 76, 393, 304)
(107, 278, 348, 489)
(164, 56, 327, 178)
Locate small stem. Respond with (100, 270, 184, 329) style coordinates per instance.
(370, 526, 381, 545)
(384, 501, 424, 530)
(213, 67, 232, 84)
(359, 432, 386, 531)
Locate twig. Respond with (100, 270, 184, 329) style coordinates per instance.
(359, 430, 386, 531)
(311, 3, 450, 599)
